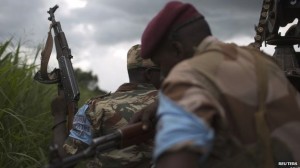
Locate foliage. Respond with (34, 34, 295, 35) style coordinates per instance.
(0, 40, 106, 167)
(75, 69, 106, 105)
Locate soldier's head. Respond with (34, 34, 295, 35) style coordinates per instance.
(127, 44, 161, 89)
(141, 1, 211, 79)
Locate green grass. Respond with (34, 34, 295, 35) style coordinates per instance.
(0, 40, 106, 168)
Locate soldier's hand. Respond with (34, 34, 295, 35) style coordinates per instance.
(129, 100, 158, 130)
(51, 95, 67, 118)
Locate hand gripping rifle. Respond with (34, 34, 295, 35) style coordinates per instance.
(34, 5, 80, 132)
(45, 122, 155, 168)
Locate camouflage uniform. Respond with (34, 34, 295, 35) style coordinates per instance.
(127, 44, 158, 70)
(64, 45, 158, 168)
(155, 36, 300, 167)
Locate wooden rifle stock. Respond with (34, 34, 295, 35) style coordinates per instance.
(66, 101, 77, 132)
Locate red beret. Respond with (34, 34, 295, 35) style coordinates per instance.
(141, 1, 203, 59)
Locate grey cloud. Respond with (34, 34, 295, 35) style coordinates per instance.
(67, 0, 262, 47)
(64, 0, 167, 46)
(194, 1, 262, 40)
(0, 0, 264, 57)
(0, 0, 261, 65)
(0, 0, 268, 91)
(0, 1, 50, 46)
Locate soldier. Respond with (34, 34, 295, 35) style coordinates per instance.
(52, 44, 160, 167)
(139, 1, 300, 168)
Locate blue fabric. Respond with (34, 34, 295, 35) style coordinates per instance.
(154, 92, 215, 162)
(69, 104, 93, 145)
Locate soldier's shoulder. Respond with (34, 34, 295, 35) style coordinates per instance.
(86, 92, 112, 104)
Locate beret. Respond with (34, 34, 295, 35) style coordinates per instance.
(127, 44, 159, 70)
(141, 1, 203, 59)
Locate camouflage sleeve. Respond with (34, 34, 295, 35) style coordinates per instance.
(63, 137, 89, 155)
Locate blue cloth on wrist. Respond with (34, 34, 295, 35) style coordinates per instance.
(154, 92, 215, 162)
(69, 104, 93, 145)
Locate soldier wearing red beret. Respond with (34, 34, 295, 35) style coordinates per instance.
(139, 1, 300, 168)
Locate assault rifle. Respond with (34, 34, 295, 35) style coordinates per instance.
(45, 122, 154, 168)
(34, 5, 80, 132)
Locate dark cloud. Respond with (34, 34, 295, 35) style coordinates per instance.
(0, 1, 49, 46)
(65, 0, 262, 49)
(0, 0, 266, 91)
(0, 0, 263, 48)
(193, 0, 262, 40)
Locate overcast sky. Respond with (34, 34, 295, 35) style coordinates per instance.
(0, 0, 284, 92)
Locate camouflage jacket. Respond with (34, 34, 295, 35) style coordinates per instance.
(64, 83, 157, 168)
(158, 36, 300, 167)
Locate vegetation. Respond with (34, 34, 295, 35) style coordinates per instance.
(0, 40, 106, 167)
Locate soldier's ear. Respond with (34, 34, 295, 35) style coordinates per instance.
(144, 68, 152, 82)
(171, 41, 184, 60)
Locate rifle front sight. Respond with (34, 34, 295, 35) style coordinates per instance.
(47, 5, 59, 21)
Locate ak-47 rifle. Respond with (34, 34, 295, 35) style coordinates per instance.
(45, 122, 154, 168)
(254, 0, 300, 90)
(34, 4, 80, 132)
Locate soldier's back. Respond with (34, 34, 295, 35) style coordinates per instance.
(162, 36, 300, 167)
(86, 83, 157, 168)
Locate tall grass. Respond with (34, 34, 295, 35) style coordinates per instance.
(0, 40, 105, 167)
(0, 40, 56, 167)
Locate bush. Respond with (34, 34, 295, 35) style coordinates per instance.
(0, 40, 106, 167)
